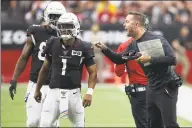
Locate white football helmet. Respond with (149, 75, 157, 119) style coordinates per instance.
(56, 12, 80, 41)
(44, 1, 66, 29)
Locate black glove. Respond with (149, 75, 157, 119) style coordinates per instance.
(125, 85, 130, 95)
(125, 85, 137, 97)
(125, 85, 134, 95)
(9, 80, 17, 100)
(122, 50, 141, 60)
(168, 70, 183, 89)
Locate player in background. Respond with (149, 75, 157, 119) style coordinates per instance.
(9, 1, 66, 127)
(34, 12, 97, 127)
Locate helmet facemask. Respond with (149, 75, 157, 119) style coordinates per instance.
(48, 14, 62, 29)
(57, 22, 76, 41)
(56, 13, 80, 45)
(43, 1, 66, 29)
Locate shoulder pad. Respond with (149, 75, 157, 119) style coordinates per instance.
(83, 41, 93, 49)
(27, 24, 41, 35)
(76, 38, 93, 49)
(44, 37, 57, 54)
(32, 24, 41, 27)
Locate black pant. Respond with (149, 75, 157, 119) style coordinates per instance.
(128, 91, 148, 128)
(147, 85, 179, 128)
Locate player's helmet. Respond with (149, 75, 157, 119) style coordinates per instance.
(44, 1, 66, 29)
(56, 12, 80, 41)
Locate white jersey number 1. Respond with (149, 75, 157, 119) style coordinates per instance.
(61, 59, 67, 75)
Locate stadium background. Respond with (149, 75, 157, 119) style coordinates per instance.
(1, 0, 192, 127)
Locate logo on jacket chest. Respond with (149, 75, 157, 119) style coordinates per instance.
(72, 50, 82, 56)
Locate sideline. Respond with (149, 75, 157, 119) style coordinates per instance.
(177, 86, 192, 122)
(118, 85, 192, 123)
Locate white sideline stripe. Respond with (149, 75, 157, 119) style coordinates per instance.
(118, 85, 192, 123)
(177, 86, 192, 122)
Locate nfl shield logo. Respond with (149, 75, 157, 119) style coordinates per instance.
(61, 91, 67, 98)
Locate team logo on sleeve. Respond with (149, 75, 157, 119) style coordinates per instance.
(72, 50, 82, 56)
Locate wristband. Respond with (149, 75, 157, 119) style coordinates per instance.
(86, 88, 94, 95)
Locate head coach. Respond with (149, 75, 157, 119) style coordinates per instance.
(94, 11, 182, 128)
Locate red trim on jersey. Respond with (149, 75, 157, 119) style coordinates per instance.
(114, 37, 148, 86)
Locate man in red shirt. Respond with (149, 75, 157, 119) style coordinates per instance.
(115, 37, 148, 128)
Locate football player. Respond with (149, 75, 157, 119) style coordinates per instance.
(9, 1, 66, 127)
(34, 12, 97, 127)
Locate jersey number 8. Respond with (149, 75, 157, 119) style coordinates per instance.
(38, 42, 46, 61)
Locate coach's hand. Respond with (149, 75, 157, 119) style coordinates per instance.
(83, 94, 92, 108)
(136, 55, 151, 63)
(34, 90, 42, 103)
(9, 80, 17, 100)
(94, 42, 107, 50)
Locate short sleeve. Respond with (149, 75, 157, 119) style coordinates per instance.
(26, 24, 40, 37)
(83, 42, 95, 59)
(26, 26, 34, 37)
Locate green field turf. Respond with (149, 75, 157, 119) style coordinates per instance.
(2, 83, 192, 127)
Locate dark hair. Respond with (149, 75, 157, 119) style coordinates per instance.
(128, 11, 149, 30)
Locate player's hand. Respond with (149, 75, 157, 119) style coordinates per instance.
(83, 94, 92, 108)
(34, 91, 42, 103)
(9, 80, 17, 100)
(136, 55, 151, 63)
(94, 42, 107, 50)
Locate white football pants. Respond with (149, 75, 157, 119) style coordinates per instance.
(25, 80, 59, 127)
(40, 88, 85, 127)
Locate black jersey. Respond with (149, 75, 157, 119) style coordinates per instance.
(26, 24, 57, 84)
(44, 37, 95, 89)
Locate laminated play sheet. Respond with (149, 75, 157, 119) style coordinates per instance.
(137, 39, 165, 66)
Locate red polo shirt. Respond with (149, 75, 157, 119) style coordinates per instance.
(114, 37, 148, 86)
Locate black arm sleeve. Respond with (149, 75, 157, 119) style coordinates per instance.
(84, 57, 96, 67)
(102, 48, 127, 64)
(150, 37, 176, 66)
(83, 42, 95, 59)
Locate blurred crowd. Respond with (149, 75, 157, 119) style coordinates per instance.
(2, 0, 192, 26)
(2, 0, 192, 84)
